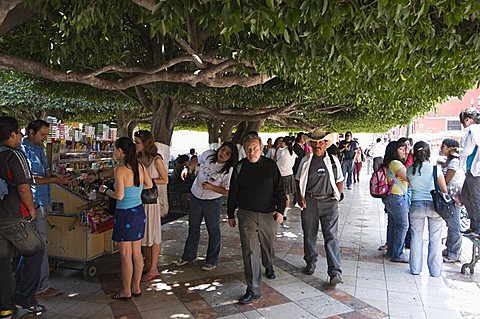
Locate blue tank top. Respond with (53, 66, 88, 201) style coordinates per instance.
(116, 185, 143, 209)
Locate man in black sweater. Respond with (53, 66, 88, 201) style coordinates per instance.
(227, 134, 286, 305)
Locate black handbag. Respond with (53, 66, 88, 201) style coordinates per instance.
(430, 165, 456, 220)
(141, 184, 158, 204)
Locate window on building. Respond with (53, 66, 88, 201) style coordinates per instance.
(447, 120, 462, 131)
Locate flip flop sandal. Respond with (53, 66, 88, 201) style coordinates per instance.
(132, 292, 142, 297)
(111, 293, 131, 301)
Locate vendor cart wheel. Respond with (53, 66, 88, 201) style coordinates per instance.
(83, 263, 97, 280)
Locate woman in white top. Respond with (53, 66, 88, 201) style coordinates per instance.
(275, 136, 297, 227)
(176, 142, 238, 270)
(266, 136, 283, 160)
(439, 138, 464, 262)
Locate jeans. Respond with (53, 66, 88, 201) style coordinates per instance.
(461, 172, 480, 233)
(409, 201, 443, 277)
(341, 159, 354, 187)
(16, 206, 50, 292)
(182, 195, 223, 265)
(0, 218, 44, 311)
(301, 196, 342, 277)
(445, 205, 463, 259)
(383, 194, 409, 260)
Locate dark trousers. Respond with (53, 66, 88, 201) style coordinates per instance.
(0, 218, 44, 311)
(238, 209, 277, 296)
(461, 172, 480, 233)
(301, 196, 342, 277)
(182, 195, 223, 265)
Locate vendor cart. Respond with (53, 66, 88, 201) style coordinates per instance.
(47, 184, 117, 280)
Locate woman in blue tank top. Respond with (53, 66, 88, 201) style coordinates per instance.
(99, 137, 153, 301)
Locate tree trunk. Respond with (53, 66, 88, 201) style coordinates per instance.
(231, 120, 265, 145)
(207, 118, 221, 145)
(151, 96, 183, 145)
(116, 110, 131, 137)
(220, 121, 236, 142)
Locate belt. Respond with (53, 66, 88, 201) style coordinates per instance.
(307, 193, 334, 200)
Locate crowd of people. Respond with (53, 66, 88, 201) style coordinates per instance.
(1, 108, 479, 315)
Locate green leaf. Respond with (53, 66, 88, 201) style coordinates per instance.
(266, 0, 274, 10)
(322, 0, 328, 15)
(284, 29, 290, 43)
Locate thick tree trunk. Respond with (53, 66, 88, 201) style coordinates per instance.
(231, 120, 265, 145)
(220, 121, 236, 142)
(151, 96, 183, 145)
(116, 110, 131, 137)
(207, 118, 221, 145)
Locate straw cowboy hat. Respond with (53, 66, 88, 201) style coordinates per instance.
(305, 128, 336, 148)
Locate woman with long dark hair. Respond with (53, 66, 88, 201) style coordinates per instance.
(134, 130, 169, 282)
(439, 138, 464, 262)
(382, 140, 409, 262)
(99, 137, 153, 300)
(177, 142, 238, 270)
(407, 141, 448, 276)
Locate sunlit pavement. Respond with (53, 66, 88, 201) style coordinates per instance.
(18, 170, 480, 318)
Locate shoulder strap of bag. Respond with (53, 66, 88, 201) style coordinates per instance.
(432, 165, 440, 192)
(387, 167, 407, 195)
(327, 152, 338, 181)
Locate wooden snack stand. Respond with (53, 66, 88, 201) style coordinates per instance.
(48, 184, 117, 280)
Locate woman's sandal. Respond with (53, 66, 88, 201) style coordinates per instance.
(111, 293, 131, 301)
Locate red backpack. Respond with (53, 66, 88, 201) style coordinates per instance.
(369, 166, 391, 198)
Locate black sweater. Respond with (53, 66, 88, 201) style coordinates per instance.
(227, 156, 286, 218)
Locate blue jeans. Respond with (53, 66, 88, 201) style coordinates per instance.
(182, 195, 223, 265)
(445, 205, 462, 259)
(0, 218, 45, 311)
(409, 201, 443, 277)
(383, 194, 409, 260)
(341, 159, 354, 187)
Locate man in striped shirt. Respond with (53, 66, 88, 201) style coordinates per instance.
(0, 116, 46, 318)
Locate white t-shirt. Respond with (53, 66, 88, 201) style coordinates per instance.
(190, 150, 233, 200)
(276, 147, 297, 176)
(442, 158, 465, 188)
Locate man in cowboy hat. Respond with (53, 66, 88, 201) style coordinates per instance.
(295, 128, 344, 285)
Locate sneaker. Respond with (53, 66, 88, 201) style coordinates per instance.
(443, 256, 460, 263)
(35, 287, 61, 299)
(201, 264, 217, 271)
(378, 243, 388, 251)
(281, 222, 290, 229)
(0, 309, 15, 319)
(18, 304, 46, 315)
(329, 274, 343, 286)
(176, 259, 189, 266)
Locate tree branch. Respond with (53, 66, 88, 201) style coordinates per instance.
(0, 53, 273, 89)
(130, 0, 154, 11)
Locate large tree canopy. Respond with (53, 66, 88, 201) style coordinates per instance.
(0, 0, 479, 137)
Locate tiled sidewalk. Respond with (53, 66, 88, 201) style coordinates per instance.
(16, 174, 480, 318)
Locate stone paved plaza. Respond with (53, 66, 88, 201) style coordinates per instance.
(14, 173, 480, 319)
